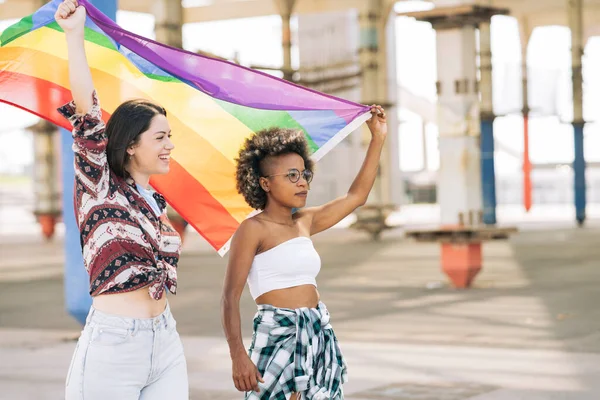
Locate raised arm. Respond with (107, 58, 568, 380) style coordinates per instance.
(55, 0, 109, 199)
(300, 105, 388, 235)
(221, 219, 264, 394)
(56, 0, 94, 113)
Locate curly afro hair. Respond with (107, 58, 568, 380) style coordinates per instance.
(235, 127, 314, 210)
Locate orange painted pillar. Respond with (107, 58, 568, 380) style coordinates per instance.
(36, 213, 59, 240)
(440, 241, 482, 288)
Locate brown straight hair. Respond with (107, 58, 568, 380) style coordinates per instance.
(105, 99, 167, 179)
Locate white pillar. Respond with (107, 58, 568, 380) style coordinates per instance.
(358, 0, 397, 205)
(479, 22, 493, 119)
(517, 17, 532, 115)
(385, 9, 402, 204)
(435, 26, 482, 225)
(274, 0, 297, 81)
(153, 0, 183, 48)
(30, 120, 61, 238)
(569, 0, 584, 126)
(152, 0, 187, 235)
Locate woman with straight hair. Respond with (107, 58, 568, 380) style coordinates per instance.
(55, 1, 188, 398)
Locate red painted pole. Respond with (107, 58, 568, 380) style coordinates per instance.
(523, 114, 532, 212)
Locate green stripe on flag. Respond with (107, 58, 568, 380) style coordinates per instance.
(216, 100, 319, 153)
(0, 16, 33, 47)
(46, 22, 118, 51)
(44, 23, 180, 83)
(145, 73, 180, 83)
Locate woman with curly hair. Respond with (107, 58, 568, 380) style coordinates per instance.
(221, 105, 387, 400)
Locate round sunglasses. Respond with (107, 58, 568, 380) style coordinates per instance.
(262, 168, 313, 184)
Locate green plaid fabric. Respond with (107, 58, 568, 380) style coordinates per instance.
(245, 302, 347, 400)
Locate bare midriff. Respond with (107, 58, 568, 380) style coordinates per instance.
(92, 286, 167, 318)
(255, 284, 320, 310)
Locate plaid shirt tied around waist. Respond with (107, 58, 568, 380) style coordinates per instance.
(246, 302, 347, 400)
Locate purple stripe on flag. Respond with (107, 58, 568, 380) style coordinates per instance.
(79, 0, 370, 113)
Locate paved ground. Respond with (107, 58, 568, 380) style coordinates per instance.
(2, 219, 600, 399)
(3, 178, 600, 399)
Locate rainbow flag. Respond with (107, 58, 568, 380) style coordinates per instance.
(0, 0, 371, 255)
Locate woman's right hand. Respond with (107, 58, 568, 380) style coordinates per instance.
(232, 354, 264, 393)
(55, 0, 86, 36)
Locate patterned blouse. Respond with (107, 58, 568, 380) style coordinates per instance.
(58, 91, 181, 300)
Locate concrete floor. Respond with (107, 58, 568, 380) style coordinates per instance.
(1, 222, 600, 399)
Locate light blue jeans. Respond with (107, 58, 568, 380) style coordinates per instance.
(65, 304, 188, 399)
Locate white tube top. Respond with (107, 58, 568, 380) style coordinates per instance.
(247, 236, 321, 300)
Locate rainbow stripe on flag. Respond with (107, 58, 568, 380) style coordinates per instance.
(0, 0, 371, 255)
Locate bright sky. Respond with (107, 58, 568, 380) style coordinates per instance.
(2, 3, 600, 175)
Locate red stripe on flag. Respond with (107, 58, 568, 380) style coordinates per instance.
(1, 70, 242, 252)
(0, 70, 111, 125)
(151, 159, 241, 251)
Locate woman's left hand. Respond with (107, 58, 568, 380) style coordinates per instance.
(366, 104, 387, 141)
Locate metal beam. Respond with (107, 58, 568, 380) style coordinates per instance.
(0, 0, 39, 21)
(399, 4, 482, 19)
(183, 1, 277, 23)
(511, 4, 600, 45)
(399, 5, 509, 29)
(182, 0, 362, 24)
(1, 0, 362, 24)
(120, 0, 152, 13)
(6, 0, 600, 30)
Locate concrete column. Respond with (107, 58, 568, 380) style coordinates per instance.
(569, 0, 586, 225)
(478, 20, 497, 225)
(152, 0, 188, 237)
(25, 0, 61, 245)
(358, 0, 395, 205)
(384, 8, 402, 205)
(274, 0, 296, 81)
(359, 0, 384, 105)
(435, 26, 482, 226)
(153, 0, 183, 49)
(30, 120, 61, 240)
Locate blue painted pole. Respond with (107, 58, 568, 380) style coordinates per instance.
(480, 119, 497, 225)
(573, 122, 586, 226)
(63, 0, 117, 325)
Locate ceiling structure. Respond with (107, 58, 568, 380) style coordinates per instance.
(2, 0, 600, 40)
